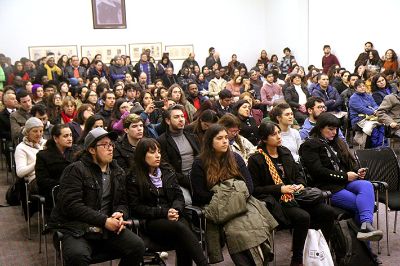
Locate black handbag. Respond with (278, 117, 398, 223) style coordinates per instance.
(294, 187, 324, 205)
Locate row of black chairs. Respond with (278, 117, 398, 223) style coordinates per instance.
(2, 138, 400, 264)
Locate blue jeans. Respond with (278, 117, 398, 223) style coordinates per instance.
(331, 180, 374, 224)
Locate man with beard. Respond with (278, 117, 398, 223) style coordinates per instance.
(97, 91, 115, 128)
(321, 45, 340, 74)
(355, 42, 374, 67)
(340, 73, 359, 106)
(133, 53, 155, 84)
(181, 53, 199, 72)
(161, 67, 178, 88)
(50, 127, 145, 265)
(186, 82, 206, 110)
(157, 105, 200, 205)
(299, 96, 345, 141)
(10, 90, 32, 144)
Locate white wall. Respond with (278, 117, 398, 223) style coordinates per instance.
(0, 0, 268, 69)
(309, 0, 400, 71)
(1, 0, 400, 72)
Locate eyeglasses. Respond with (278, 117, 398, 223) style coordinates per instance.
(316, 105, 327, 110)
(96, 142, 115, 149)
(228, 128, 240, 135)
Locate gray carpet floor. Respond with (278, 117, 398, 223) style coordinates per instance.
(0, 162, 398, 265)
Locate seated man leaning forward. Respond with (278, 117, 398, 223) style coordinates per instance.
(50, 127, 145, 266)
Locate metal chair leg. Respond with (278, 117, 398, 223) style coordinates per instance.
(41, 203, 48, 266)
(60, 240, 64, 266)
(385, 190, 390, 256)
(25, 183, 31, 240)
(394, 211, 398, 233)
(272, 230, 276, 266)
(376, 190, 380, 254)
(0, 139, 4, 171)
(38, 200, 41, 253)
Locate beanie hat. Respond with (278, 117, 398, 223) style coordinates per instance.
(232, 99, 250, 115)
(31, 84, 42, 95)
(23, 117, 43, 135)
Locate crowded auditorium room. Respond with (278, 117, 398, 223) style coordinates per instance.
(1, 0, 400, 265)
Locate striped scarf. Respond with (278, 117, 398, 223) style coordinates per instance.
(258, 149, 295, 203)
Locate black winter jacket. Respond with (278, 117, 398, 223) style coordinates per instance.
(35, 144, 75, 205)
(113, 134, 135, 172)
(50, 154, 128, 237)
(127, 165, 184, 220)
(283, 84, 310, 110)
(299, 137, 356, 193)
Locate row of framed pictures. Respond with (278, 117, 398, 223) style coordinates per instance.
(28, 43, 194, 63)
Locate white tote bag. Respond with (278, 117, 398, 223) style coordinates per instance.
(303, 229, 334, 266)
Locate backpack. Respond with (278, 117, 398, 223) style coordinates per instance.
(331, 218, 378, 266)
(6, 177, 24, 206)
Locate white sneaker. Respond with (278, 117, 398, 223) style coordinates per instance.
(158, 251, 168, 259)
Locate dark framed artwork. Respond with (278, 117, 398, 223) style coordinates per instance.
(92, 0, 127, 29)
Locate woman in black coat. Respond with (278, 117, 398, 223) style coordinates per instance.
(35, 124, 74, 209)
(247, 122, 335, 266)
(299, 113, 383, 242)
(233, 99, 259, 146)
(126, 138, 207, 266)
(283, 74, 310, 125)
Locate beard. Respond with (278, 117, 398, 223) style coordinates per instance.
(95, 152, 112, 165)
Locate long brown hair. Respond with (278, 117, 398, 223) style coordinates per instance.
(200, 124, 242, 188)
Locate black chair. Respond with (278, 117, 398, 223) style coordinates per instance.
(130, 204, 206, 265)
(354, 147, 398, 256)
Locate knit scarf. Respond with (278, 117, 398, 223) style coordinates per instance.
(149, 167, 162, 188)
(60, 111, 76, 124)
(44, 64, 62, 80)
(258, 148, 295, 203)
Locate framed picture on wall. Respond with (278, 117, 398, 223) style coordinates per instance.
(91, 0, 127, 29)
(28, 45, 78, 62)
(81, 45, 127, 63)
(129, 43, 163, 62)
(164, 45, 194, 60)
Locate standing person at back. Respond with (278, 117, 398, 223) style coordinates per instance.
(157, 105, 200, 205)
(322, 45, 340, 74)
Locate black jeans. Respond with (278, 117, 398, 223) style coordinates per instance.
(62, 228, 145, 266)
(145, 218, 208, 266)
(283, 202, 335, 263)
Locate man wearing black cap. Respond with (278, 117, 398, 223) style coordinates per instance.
(50, 127, 145, 266)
